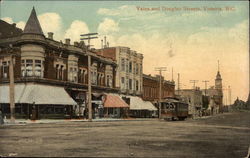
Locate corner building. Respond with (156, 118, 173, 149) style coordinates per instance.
(0, 8, 121, 119)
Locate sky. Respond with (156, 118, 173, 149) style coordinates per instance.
(0, 1, 249, 103)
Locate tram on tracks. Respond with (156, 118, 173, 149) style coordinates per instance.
(158, 98, 189, 121)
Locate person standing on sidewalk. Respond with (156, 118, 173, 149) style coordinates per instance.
(0, 108, 4, 125)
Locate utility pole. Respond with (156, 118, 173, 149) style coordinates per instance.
(228, 86, 231, 105)
(81, 33, 98, 122)
(9, 54, 15, 123)
(177, 73, 180, 95)
(171, 67, 174, 82)
(87, 54, 92, 121)
(202, 80, 209, 96)
(190, 80, 199, 89)
(155, 67, 167, 119)
(80, 33, 98, 49)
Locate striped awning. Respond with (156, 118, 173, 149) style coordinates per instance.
(0, 83, 77, 105)
(129, 96, 157, 111)
(103, 94, 129, 108)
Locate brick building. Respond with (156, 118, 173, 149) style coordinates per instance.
(142, 74, 175, 102)
(0, 8, 127, 119)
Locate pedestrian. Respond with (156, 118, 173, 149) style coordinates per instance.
(0, 108, 4, 125)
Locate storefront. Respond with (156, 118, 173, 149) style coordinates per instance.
(0, 83, 77, 119)
(128, 96, 157, 118)
(103, 93, 129, 118)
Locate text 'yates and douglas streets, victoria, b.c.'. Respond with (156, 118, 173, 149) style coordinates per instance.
(136, 6, 236, 12)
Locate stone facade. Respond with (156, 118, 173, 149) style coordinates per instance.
(96, 46, 143, 96)
(176, 88, 203, 118)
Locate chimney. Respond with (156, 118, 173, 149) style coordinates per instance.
(48, 32, 54, 39)
(101, 39, 103, 49)
(107, 42, 109, 48)
(65, 38, 70, 45)
(104, 36, 107, 48)
(74, 42, 79, 47)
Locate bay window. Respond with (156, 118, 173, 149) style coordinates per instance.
(21, 59, 44, 77)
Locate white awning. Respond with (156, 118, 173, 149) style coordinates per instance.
(0, 84, 77, 105)
(129, 96, 157, 111)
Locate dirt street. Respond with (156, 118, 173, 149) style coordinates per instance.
(0, 112, 250, 157)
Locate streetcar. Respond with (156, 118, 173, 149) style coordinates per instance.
(158, 98, 189, 121)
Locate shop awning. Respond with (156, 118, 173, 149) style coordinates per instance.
(103, 93, 129, 108)
(0, 84, 77, 105)
(129, 96, 157, 111)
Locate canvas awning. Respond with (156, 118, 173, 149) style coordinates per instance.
(129, 96, 157, 111)
(0, 84, 77, 105)
(103, 93, 129, 108)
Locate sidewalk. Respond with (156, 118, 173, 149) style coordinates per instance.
(2, 117, 158, 125)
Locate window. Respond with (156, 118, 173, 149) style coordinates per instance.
(136, 64, 139, 75)
(21, 59, 44, 77)
(126, 77, 129, 89)
(126, 59, 129, 73)
(121, 77, 125, 83)
(2, 61, 9, 78)
(129, 62, 132, 73)
(129, 79, 132, 90)
(21, 60, 25, 77)
(121, 58, 125, 71)
(121, 77, 125, 89)
(26, 59, 33, 77)
(136, 80, 139, 91)
(60, 65, 64, 80)
(106, 75, 110, 87)
(79, 68, 86, 83)
(34, 60, 42, 77)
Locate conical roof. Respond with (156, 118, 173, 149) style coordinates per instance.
(216, 71, 222, 80)
(23, 7, 44, 35)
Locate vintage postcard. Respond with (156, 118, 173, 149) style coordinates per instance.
(0, 0, 249, 157)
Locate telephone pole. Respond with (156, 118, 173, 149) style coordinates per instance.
(80, 33, 98, 122)
(87, 54, 92, 121)
(0, 46, 16, 123)
(155, 67, 167, 119)
(177, 73, 180, 95)
(80, 33, 98, 49)
(202, 80, 209, 96)
(228, 86, 231, 105)
(9, 54, 15, 123)
(190, 80, 199, 89)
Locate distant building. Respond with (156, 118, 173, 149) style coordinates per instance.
(96, 46, 143, 96)
(202, 69, 223, 114)
(176, 88, 203, 118)
(142, 74, 175, 102)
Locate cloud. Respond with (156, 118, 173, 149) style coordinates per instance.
(16, 21, 25, 30)
(1, 17, 13, 24)
(1, 17, 26, 30)
(98, 18, 119, 35)
(64, 20, 89, 43)
(98, 5, 136, 17)
(38, 12, 63, 40)
(229, 20, 249, 43)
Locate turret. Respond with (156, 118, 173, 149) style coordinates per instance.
(20, 7, 45, 78)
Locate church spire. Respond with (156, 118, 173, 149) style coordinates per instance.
(23, 7, 44, 35)
(218, 60, 220, 72)
(216, 60, 222, 80)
